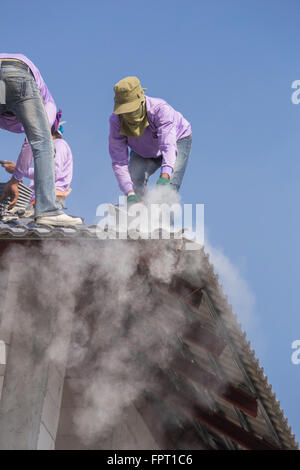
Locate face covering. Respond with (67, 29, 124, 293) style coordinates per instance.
(120, 101, 149, 138)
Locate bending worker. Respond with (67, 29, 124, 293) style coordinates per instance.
(109, 76, 192, 206)
(0, 53, 81, 225)
(2, 110, 73, 212)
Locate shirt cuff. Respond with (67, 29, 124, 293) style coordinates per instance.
(123, 181, 134, 194)
(160, 165, 173, 176)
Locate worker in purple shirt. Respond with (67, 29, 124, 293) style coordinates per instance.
(109, 76, 192, 206)
(0, 54, 81, 225)
(2, 110, 73, 213)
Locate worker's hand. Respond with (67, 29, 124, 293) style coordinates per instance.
(2, 161, 16, 174)
(156, 174, 170, 185)
(0, 177, 19, 209)
(127, 193, 140, 207)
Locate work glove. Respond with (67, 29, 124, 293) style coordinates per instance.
(156, 176, 170, 185)
(127, 193, 139, 207)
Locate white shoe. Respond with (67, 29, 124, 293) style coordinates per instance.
(35, 213, 83, 226)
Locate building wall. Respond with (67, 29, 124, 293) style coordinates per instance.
(56, 377, 160, 450)
(0, 254, 70, 449)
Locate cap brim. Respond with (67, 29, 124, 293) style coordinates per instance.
(113, 98, 143, 115)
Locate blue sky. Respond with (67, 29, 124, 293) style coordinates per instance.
(1, 0, 300, 444)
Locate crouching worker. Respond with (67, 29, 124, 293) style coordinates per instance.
(109, 76, 192, 207)
(2, 110, 73, 216)
(0, 53, 82, 225)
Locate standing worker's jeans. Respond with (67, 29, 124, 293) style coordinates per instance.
(128, 134, 192, 199)
(0, 65, 62, 217)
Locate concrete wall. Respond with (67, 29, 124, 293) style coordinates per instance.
(0, 263, 70, 449)
(0, 269, 15, 405)
(55, 377, 160, 450)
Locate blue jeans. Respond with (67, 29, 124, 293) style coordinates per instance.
(128, 134, 192, 199)
(0, 64, 61, 217)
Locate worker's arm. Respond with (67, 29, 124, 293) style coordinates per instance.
(2, 160, 35, 180)
(22, 167, 34, 179)
(54, 140, 73, 191)
(0, 177, 19, 209)
(1, 161, 16, 174)
(0, 160, 33, 209)
(109, 114, 134, 195)
(17, 139, 72, 185)
(12, 100, 57, 181)
(153, 104, 177, 177)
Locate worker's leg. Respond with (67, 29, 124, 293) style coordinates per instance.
(170, 135, 192, 191)
(2, 65, 61, 217)
(129, 150, 162, 199)
(56, 196, 66, 208)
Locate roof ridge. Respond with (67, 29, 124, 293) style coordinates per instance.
(201, 245, 298, 449)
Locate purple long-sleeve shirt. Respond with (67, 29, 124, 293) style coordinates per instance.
(109, 95, 191, 194)
(0, 53, 56, 181)
(23, 138, 73, 196)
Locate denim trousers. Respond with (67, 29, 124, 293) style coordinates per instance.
(128, 134, 192, 199)
(0, 64, 61, 217)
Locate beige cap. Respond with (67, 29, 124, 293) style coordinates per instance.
(113, 76, 146, 114)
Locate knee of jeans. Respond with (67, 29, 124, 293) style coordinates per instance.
(29, 129, 52, 142)
(129, 167, 147, 185)
(30, 136, 54, 151)
(26, 123, 53, 144)
(131, 174, 147, 187)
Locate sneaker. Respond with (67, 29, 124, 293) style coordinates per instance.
(35, 212, 83, 226)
